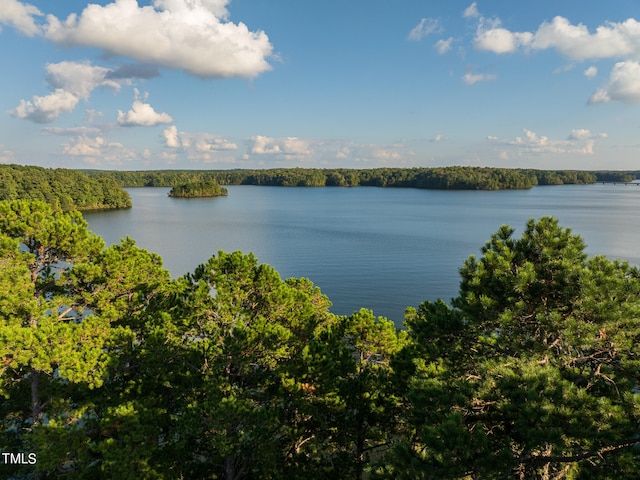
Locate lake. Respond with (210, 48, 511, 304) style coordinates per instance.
(83, 184, 640, 324)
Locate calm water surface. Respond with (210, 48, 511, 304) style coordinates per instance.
(83, 184, 640, 324)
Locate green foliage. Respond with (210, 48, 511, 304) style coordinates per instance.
(0, 164, 131, 210)
(168, 180, 228, 198)
(387, 217, 640, 479)
(86, 166, 601, 191)
(0, 200, 170, 478)
(2, 201, 639, 479)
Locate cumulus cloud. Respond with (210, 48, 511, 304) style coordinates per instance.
(434, 37, 453, 54)
(62, 135, 136, 165)
(488, 128, 606, 155)
(163, 125, 181, 148)
(408, 18, 442, 41)
(467, 12, 640, 104)
(250, 135, 311, 158)
(46, 61, 121, 99)
(10, 61, 124, 123)
(463, 72, 497, 85)
(43, 0, 273, 78)
(117, 99, 173, 127)
(589, 61, 640, 104)
(475, 27, 533, 54)
(10, 89, 80, 123)
(430, 134, 443, 142)
(0, 0, 42, 36)
(473, 14, 640, 60)
(532, 17, 640, 60)
(162, 125, 238, 162)
(584, 66, 598, 78)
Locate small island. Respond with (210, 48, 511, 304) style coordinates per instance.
(168, 180, 228, 198)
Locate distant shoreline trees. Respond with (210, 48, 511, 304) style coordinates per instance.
(82, 166, 622, 191)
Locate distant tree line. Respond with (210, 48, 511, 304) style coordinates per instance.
(168, 180, 228, 198)
(1, 201, 638, 479)
(0, 164, 131, 211)
(84, 167, 613, 191)
(593, 171, 637, 182)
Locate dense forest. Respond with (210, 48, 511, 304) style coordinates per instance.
(1, 199, 638, 479)
(84, 166, 614, 190)
(168, 180, 228, 198)
(0, 164, 131, 210)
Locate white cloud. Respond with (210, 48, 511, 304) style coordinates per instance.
(468, 13, 640, 104)
(117, 100, 173, 127)
(584, 66, 598, 78)
(463, 2, 479, 19)
(163, 125, 238, 162)
(43, 0, 273, 78)
(434, 37, 453, 54)
(532, 16, 640, 60)
(475, 27, 533, 54)
(463, 72, 497, 85)
(488, 128, 605, 155)
(250, 135, 310, 158)
(62, 135, 136, 165)
(10, 89, 80, 123)
(408, 18, 442, 41)
(568, 129, 607, 140)
(46, 61, 121, 99)
(0, 0, 42, 36)
(10, 61, 124, 123)
(474, 15, 640, 60)
(430, 134, 443, 142)
(163, 125, 180, 148)
(589, 61, 640, 104)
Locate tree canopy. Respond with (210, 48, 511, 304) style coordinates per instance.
(85, 166, 606, 191)
(0, 164, 131, 211)
(168, 180, 228, 198)
(1, 200, 638, 479)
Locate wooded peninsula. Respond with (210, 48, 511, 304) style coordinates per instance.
(0, 164, 131, 210)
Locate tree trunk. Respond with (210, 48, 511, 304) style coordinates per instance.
(30, 368, 41, 426)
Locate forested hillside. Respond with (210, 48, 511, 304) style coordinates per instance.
(85, 166, 603, 190)
(0, 164, 131, 210)
(1, 199, 638, 479)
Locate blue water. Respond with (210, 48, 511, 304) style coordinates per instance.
(83, 184, 640, 324)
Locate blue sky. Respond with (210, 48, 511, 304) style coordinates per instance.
(1, 0, 640, 170)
